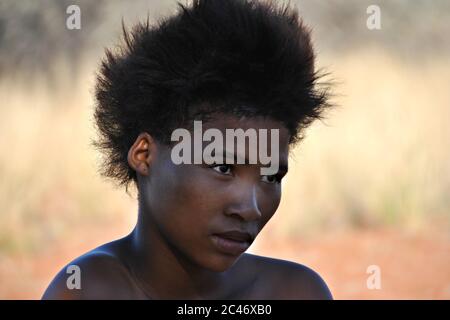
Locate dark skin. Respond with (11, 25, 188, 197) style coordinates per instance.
(42, 114, 333, 300)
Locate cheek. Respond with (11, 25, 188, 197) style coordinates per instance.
(150, 165, 222, 230)
(175, 167, 222, 209)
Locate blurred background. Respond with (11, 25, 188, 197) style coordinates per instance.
(0, 0, 449, 299)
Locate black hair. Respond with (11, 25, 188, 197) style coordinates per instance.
(93, 0, 333, 190)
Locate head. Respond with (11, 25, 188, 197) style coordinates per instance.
(93, 0, 332, 272)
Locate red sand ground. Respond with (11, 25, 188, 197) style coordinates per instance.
(256, 228, 450, 299)
(1, 226, 449, 299)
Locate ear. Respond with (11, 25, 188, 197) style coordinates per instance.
(127, 132, 157, 177)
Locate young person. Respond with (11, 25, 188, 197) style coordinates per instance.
(43, 0, 334, 299)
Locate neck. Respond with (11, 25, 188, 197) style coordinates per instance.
(125, 208, 229, 299)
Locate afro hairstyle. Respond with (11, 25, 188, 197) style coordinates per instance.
(93, 0, 333, 190)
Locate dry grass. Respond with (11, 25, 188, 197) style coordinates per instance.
(0, 70, 136, 254)
(268, 49, 450, 237)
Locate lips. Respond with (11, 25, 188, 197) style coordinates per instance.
(214, 230, 254, 242)
(211, 230, 254, 256)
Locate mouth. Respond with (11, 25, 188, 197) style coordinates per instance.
(210, 230, 254, 256)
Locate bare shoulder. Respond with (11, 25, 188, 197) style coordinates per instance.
(242, 253, 333, 300)
(42, 240, 140, 300)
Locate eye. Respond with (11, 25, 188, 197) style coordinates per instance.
(261, 174, 281, 184)
(211, 164, 232, 175)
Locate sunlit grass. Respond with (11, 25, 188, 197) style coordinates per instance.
(269, 49, 450, 237)
(0, 73, 136, 254)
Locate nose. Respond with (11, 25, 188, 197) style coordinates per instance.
(223, 182, 262, 222)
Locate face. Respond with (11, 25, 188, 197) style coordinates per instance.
(136, 114, 290, 272)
